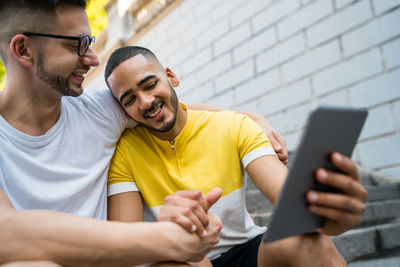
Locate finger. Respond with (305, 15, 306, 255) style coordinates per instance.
(205, 213, 223, 241)
(164, 194, 206, 212)
(276, 152, 288, 165)
(309, 204, 360, 228)
(330, 152, 360, 182)
(161, 204, 207, 237)
(158, 207, 197, 233)
(269, 131, 283, 152)
(273, 131, 287, 154)
(180, 206, 208, 238)
(316, 169, 368, 201)
(272, 132, 288, 164)
(163, 195, 210, 230)
(205, 187, 223, 209)
(307, 190, 366, 214)
(174, 190, 208, 211)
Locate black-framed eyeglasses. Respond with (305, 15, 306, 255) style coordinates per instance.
(23, 32, 96, 57)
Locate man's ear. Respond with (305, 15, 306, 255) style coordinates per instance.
(165, 67, 179, 87)
(9, 34, 35, 67)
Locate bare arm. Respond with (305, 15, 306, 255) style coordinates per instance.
(108, 191, 144, 222)
(188, 103, 288, 164)
(107, 191, 221, 266)
(0, 190, 219, 266)
(246, 155, 288, 204)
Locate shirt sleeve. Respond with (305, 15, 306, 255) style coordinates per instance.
(233, 113, 277, 169)
(107, 143, 139, 196)
(84, 88, 137, 131)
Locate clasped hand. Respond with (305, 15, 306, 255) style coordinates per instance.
(158, 187, 223, 238)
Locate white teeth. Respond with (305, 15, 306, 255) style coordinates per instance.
(147, 104, 162, 118)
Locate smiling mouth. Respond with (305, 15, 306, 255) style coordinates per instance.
(144, 102, 163, 119)
(73, 71, 87, 78)
(72, 66, 90, 80)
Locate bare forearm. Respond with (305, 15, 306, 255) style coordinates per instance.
(246, 155, 288, 204)
(0, 208, 189, 266)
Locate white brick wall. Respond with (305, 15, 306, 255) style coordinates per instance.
(256, 33, 305, 73)
(359, 105, 396, 140)
(282, 40, 341, 83)
(349, 68, 400, 108)
(335, 0, 356, 10)
(233, 27, 276, 64)
(90, 0, 400, 180)
(277, 0, 334, 39)
(383, 38, 400, 69)
(307, 0, 372, 47)
(214, 22, 252, 57)
(215, 59, 254, 94)
(234, 69, 280, 105)
(373, 0, 400, 15)
(313, 49, 384, 96)
(342, 7, 400, 56)
(358, 134, 400, 169)
(252, 0, 300, 33)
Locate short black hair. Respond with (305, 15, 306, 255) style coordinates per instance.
(105, 46, 161, 87)
(0, 0, 90, 62)
(0, 0, 89, 30)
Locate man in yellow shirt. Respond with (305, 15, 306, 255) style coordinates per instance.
(105, 46, 367, 266)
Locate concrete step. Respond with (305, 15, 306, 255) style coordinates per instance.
(348, 247, 400, 267)
(358, 166, 400, 186)
(361, 198, 400, 226)
(245, 165, 399, 214)
(365, 184, 400, 201)
(246, 184, 400, 216)
(349, 256, 400, 267)
(245, 189, 273, 213)
(250, 198, 400, 227)
(332, 219, 400, 262)
(245, 165, 399, 192)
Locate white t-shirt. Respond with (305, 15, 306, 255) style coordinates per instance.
(0, 88, 129, 220)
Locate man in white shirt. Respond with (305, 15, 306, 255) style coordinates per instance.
(0, 1, 287, 266)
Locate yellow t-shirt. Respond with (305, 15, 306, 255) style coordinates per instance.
(108, 104, 276, 259)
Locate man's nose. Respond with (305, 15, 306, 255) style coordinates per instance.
(80, 46, 100, 67)
(139, 92, 155, 111)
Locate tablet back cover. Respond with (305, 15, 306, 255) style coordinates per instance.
(263, 106, 367, 243)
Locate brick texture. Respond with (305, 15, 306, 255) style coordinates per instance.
(90, 0, 400, 178)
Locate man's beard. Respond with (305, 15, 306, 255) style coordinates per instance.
(136, 84, 179, 133)
(36, 56, 82, 97)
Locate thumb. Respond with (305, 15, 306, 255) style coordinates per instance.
(206, 187, 223, 209)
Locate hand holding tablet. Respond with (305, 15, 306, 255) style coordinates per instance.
(263, 106, 368, 243)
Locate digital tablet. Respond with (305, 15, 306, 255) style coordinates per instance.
(263, 106, 368, 243)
